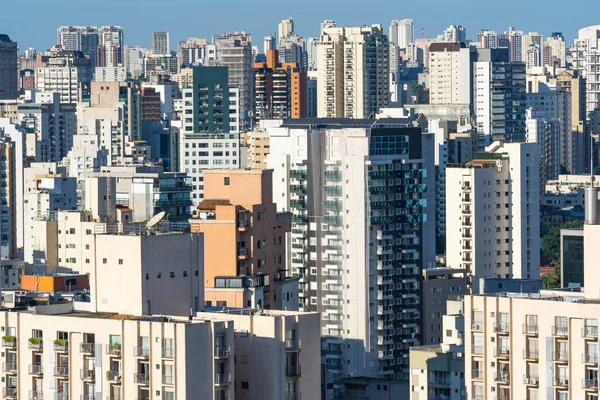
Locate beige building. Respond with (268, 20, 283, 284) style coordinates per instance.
(428, 42, 472, 105)
(203, 309, 320, 400)
(0, 301, 234, 400)
(189, 169, 291, 310)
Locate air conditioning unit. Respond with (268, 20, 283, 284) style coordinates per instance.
(523, 376, 529, 384)
(472, 324, 480, 330)
(531, 377, 539, 385)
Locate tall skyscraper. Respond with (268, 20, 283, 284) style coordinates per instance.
(99, 26, 125, 67)
(506, 27, 524, 62)
(268, 118, 435, 392)
(277, 33, 307, 68)
(441, 24, 466, 42)
(152, 31, 170, 56)
(306, 37, 318, 71)
(57, 26, 100, 66)
(428, 42, 472, 105)
(278, 17, 294, 40)
(0, 34, 18, 100)
(446, 142, 540, 293)
(0, 137, 16, 259)
(317, 24, 389, 118)
(389, 19, 414, 49)
(264, 35, 276, 53)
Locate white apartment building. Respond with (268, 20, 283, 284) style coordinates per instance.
(203, 309, 320, 400)
(94, 66, 127, 82)
(465, 292, 600, 400)
(429, 42, 472, 105)
(440, 25, 466, 43)
(526, 108, 560, 185)
(267, 118, 435, 394)
(36, 51, 92, 103)
(389, 19, 414, 49)
(0, 303, 234, 400)
(545, 36, 567, 68)
(446, 142, 540, 293)
(0, 119, 25, 251)
(317, 25, 389, 118)
(123, 45, 147, 78)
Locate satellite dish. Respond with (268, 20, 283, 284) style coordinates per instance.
(146, 211, 166, 229)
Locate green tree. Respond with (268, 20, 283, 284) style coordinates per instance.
(412, 85, 429, 104)
(541, 219, 583, 288)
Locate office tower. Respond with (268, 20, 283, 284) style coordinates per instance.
(56, 26, 100, 66)
(545, 33, 566, 68)
(18, 93, 77, 162)
(36, 50, 92, 103)
(99, 26, 125, 67)
(179, 66, 240, 203)
(189, 169, 291, 309)
(278, 17, 294, 40)
(549, 70, 588, 174)
(317, 25, 389, 118)
(152, 31, 170, 56)
(0, 35, 18, 100)
(526, 108, 561, 185)
(473, 48, 526, 141)
(389, 19, 414, 49)
(253, 49, 306, 123)
(277, 33, 307, 68)
(306, 37, 318, 71)
(446, 141, 540, 293)
(123, 45, 147, 78)
(268, 118, 435, 391)
(429, 42, 472, 105)
(264, 35, 276, 53)
(440, 25, 466, 42)
(506, 27, 524, 62)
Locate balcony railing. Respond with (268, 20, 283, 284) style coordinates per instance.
(29, 390, 43, 400)
(134, 373, 149, 384)
(80, 343, 95, 354)
(162, 347, 174, 358)
(584, 378, 598, 390)
(134, 346, 150, 358)
(214, 345, 231, 358)
(54, 340, 69, 352)
(523, 375, 539, 385)
(552, 325, 569, 337)
(215, 372, 232, 385)
(162, 375, 174, 385)
(553, 377, 569, 387)
(494, 323, 510, 333)
(106, 344, 121, 356)
(2, 362, 17, 373)
(81, 396, 97, 400)
(472, 370, 484, 379)
(286, 365, 301, 377)
(54, 393, 69, 400)
(28, 338, 43, 351)
(583, 326, 598, 338)
(80, 368, 95, 381)
(494, 372, 510, 382)
(2, 336, 16, 348)
(523, 349, 539, 359)
(2, 388, 17, 399)
(583, 353, 599, 363)
(493, 347, 510, 357)
(553, 351, 569, 362)
(523, 324, 538, 335)
(28, 364, 43, 374)
(472, 346, 484, 354)
(285, 339, 301, 351)
(54, 366, 69, 377)
(106, 370, 121, 381)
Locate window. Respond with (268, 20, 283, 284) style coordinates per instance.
(170, 272, 175, 278)
(217, 301, 227, 307)
(241, 382, 249, 389)
(224, 177, 230, 186)
(32, 329, 43, 339)
(57, 331, 68, 340)
(118, 259, 123, 265)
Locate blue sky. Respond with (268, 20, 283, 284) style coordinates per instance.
(2, 0, 599, 51)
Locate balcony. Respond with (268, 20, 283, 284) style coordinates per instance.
(553, 377, 569, 387)
(552, 326, 569, 337)
(162, 347, 174, 358)
(2, 388, 16, 399)
(523, 324, 538, 335)
(163, 374, 174, 385)
(584, 379, 598, 390)
(54, 393, 68, 400)
(134, 373, 149, 385)
(29, 390, 43, 400)
(106, 395, 122, 400)
(494, 371, 510, 383)
(28, 364, 43, 375)
(54, 340, 69, 352)
(494, 322, 510, 334)
(494, 347, 510, 358)
(472, 346, 484, 355)
(215, 372, 232, 385)
(2, 362, 17, 373)
(28, 338, 43, 351)
(238, 248, 249, 260)
(285, 393, 301, 400)
(286, 365, 301, 377)
(54, 366, 69, 378)
(2, 336, 16, 348)
(81, 396, 97, 400)
(523, 375, 539, 385)
(553, 351, 569, 362)
(134, 346, 150, 358)
(583, 326, 598, 338)
(81, 368, 95, 381)
(471, 322, 483, 331)
(80, 342, 95, 355)
(523, 349, 539, 359)
(214, 345, 231, 358)
(106, 370, 121, 382)
(106, 343, 121, 357)
(237, 220, 249, 231)
(583, 353, 599, 364)
(472, 369, 484, 379)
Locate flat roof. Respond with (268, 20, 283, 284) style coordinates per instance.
(279, 117, 412, 129)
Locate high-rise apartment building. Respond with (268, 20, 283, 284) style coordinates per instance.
(446, 141, 540, 293)
(429, 42, 472, 105)
(473, 48, 527, 141)
(253, 49, 306, 123)
(123, 45, 147, 78)
(545, 33, 566, 68)
(57, 26, 100, 66)
(278, 17, 294, 40)
(389, 19, 414, 49)
(506, 27, 524, 62)
(0, 138, 16, 259)
(440, 25, 466, 42)
(152, 31, 170, 56)
(526, 108, 561, 186)
(99, 26, 125, 67)
(277, 34, 307, 69)
(36, 50, 92, 103)
(268, 118, 435, 392)
(317, 25, 389, 118)
(0, 35, 18, 100)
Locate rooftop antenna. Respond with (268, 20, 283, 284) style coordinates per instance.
(421, 27, 424, 38)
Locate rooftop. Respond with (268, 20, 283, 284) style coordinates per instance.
(196, 199, 231, 211)
(279, 117, 413, 129)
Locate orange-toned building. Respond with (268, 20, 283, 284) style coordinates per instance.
(21, 274, 89, 292)
(190, 169, 291, 309)
(253, 49, 306, 124)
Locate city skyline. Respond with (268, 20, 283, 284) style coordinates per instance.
(2, 0, 599, 50)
